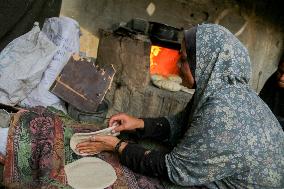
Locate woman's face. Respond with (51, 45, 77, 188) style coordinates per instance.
(179, 41, 195, 88)
(277, 61, 284, 88)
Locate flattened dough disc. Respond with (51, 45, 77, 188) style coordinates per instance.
(70, 126, 119, 156)
(65, 157, 117, 189)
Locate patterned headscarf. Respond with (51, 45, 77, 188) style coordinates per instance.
(193, 24, 252, 113)
(165, 24, 284, 188)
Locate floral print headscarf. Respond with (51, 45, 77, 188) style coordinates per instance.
(165, 24, 284, 188)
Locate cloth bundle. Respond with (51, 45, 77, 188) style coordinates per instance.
(0, 23, 57, 106)
(0, 128, 8, 156)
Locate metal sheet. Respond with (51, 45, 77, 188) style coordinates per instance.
(50, 56, 115, 113)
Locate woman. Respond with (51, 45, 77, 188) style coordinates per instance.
(77, 24, 284, 188)
(259, 56, 284, 128)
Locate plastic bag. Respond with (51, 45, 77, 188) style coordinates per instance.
(20, 17, 80, 112)
(0, 23, 57, 105)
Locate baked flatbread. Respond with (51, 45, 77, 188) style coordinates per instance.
(180, 86, 195, 94)
(152, 79, 182, 92)
(167, 75, 182, 84)
(151, 74, 167, 82)
(65, 157, 117, 189)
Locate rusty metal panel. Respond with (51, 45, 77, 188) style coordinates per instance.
(50, 56, 115, 113)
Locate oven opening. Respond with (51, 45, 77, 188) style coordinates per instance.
(150, 45, 180, 77)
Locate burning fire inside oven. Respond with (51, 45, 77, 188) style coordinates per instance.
(150, 45, 180, 77)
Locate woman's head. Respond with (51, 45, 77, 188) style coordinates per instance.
(179, 40, 195, 88)
(277, 58, 284, 88)
(181, 24, 251, 103)
(179, 26, 197, 89)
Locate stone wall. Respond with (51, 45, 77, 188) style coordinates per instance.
(60, 0, 284, 92)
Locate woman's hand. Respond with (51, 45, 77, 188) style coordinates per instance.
(109, 113, 144, 133)
(76, 135, 120, 155)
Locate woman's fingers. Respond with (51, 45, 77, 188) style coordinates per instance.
(76, 141, 94, 147)
(76, 141, 101, 154)
(109, 113, 143, 133)
(108, 113, 127, 127)
(109, 114, 129, 132)
(76, 146, 96, 151)
(92, 135, 107, 142)
(79, 148, 100, 154)
(76, 135, 119, 154)
(76, 142, 97, 151)
(113, 124, 126, 132)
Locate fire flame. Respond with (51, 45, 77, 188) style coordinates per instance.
(150, 45, 180, 76)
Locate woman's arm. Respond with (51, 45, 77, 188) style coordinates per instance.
(76, 135, 169, 179)
(131, 117, 170, 142)
(109, 113, 171, 142)
(119, 142, 169, 179)
(109, 96, 195, 144)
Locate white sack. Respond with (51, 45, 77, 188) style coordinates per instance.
(20, 17, 80, 112)
(0, 23, 57, 106)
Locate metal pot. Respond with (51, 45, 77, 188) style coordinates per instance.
(149, 22, 181, 50)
